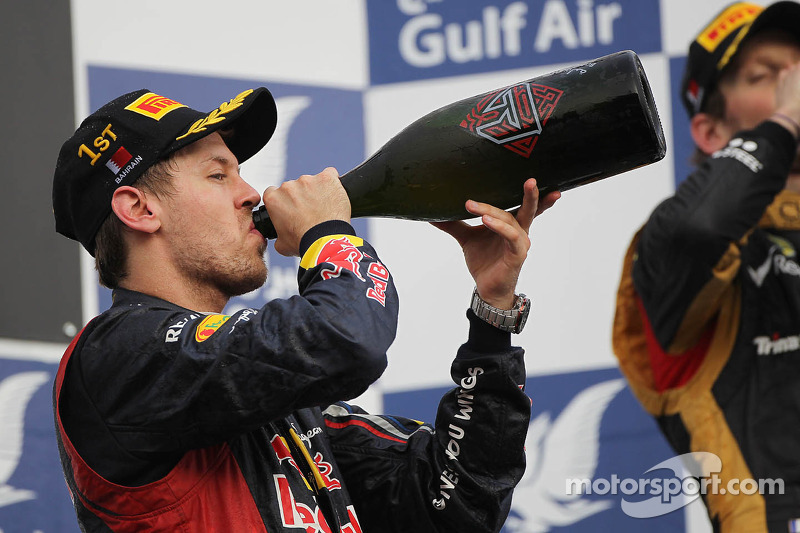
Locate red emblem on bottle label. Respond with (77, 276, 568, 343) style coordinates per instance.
(460, 83, 563, 158)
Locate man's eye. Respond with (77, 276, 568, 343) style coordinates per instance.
(746, 68, 778, 84)
(209, 173, 225, 181)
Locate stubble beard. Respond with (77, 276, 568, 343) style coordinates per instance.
(175, 235, 269, 300)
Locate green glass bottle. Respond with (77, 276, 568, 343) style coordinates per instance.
(254, 50, 665, 239)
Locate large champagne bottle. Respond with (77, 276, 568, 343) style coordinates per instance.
(254, 50, 665, 239)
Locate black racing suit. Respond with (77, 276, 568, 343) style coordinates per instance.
(54, 221, 531, 532)
(613, 121, 800, 532)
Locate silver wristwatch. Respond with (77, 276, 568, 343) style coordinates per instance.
(470, 287, 531, 334)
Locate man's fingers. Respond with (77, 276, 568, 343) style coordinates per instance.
(535, 191, 561, 217)
(481, 214, 530, 257)
(430, 220, 471, 246)
(466, 198, 519, 226)
(513, 178, 540, 231)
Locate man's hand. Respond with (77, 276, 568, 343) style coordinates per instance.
(262, 167, 351, 256)
(774, 61, 800, 129)
(431, 178, 559, 309)
(774, 62, 800, 181)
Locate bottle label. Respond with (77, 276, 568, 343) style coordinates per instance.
(459, 82, 562, 158)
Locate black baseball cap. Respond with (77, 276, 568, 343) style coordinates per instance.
(53, 87, 278, 255)
(681, 1, 800, 117)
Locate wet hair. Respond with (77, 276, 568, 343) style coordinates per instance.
(94, 156, 177, 288)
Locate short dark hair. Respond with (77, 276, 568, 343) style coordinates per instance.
(690, 87, 727, 166)
(94, 157, 177, 288)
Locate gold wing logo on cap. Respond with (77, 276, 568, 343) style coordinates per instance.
(176, 89, 253, 141)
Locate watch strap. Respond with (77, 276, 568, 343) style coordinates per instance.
(470, 287, 530, 334)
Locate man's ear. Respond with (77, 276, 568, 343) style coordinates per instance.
(690, 112, 731, 155)
(111, 186, 161, 234)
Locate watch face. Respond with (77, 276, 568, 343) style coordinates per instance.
(517, 310, 529, 333)
(515, 296, 531, 333)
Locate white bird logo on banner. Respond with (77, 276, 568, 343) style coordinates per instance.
(505, 378, 626, 532)
(0, 371, 49, 508)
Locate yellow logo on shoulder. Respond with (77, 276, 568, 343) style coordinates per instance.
(696, 3, 761, 52)
(300, 234, 364, 270)
(125, 92, 187, 120)
(195, 314, 231, 342)
(767, 234, 796, 258)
